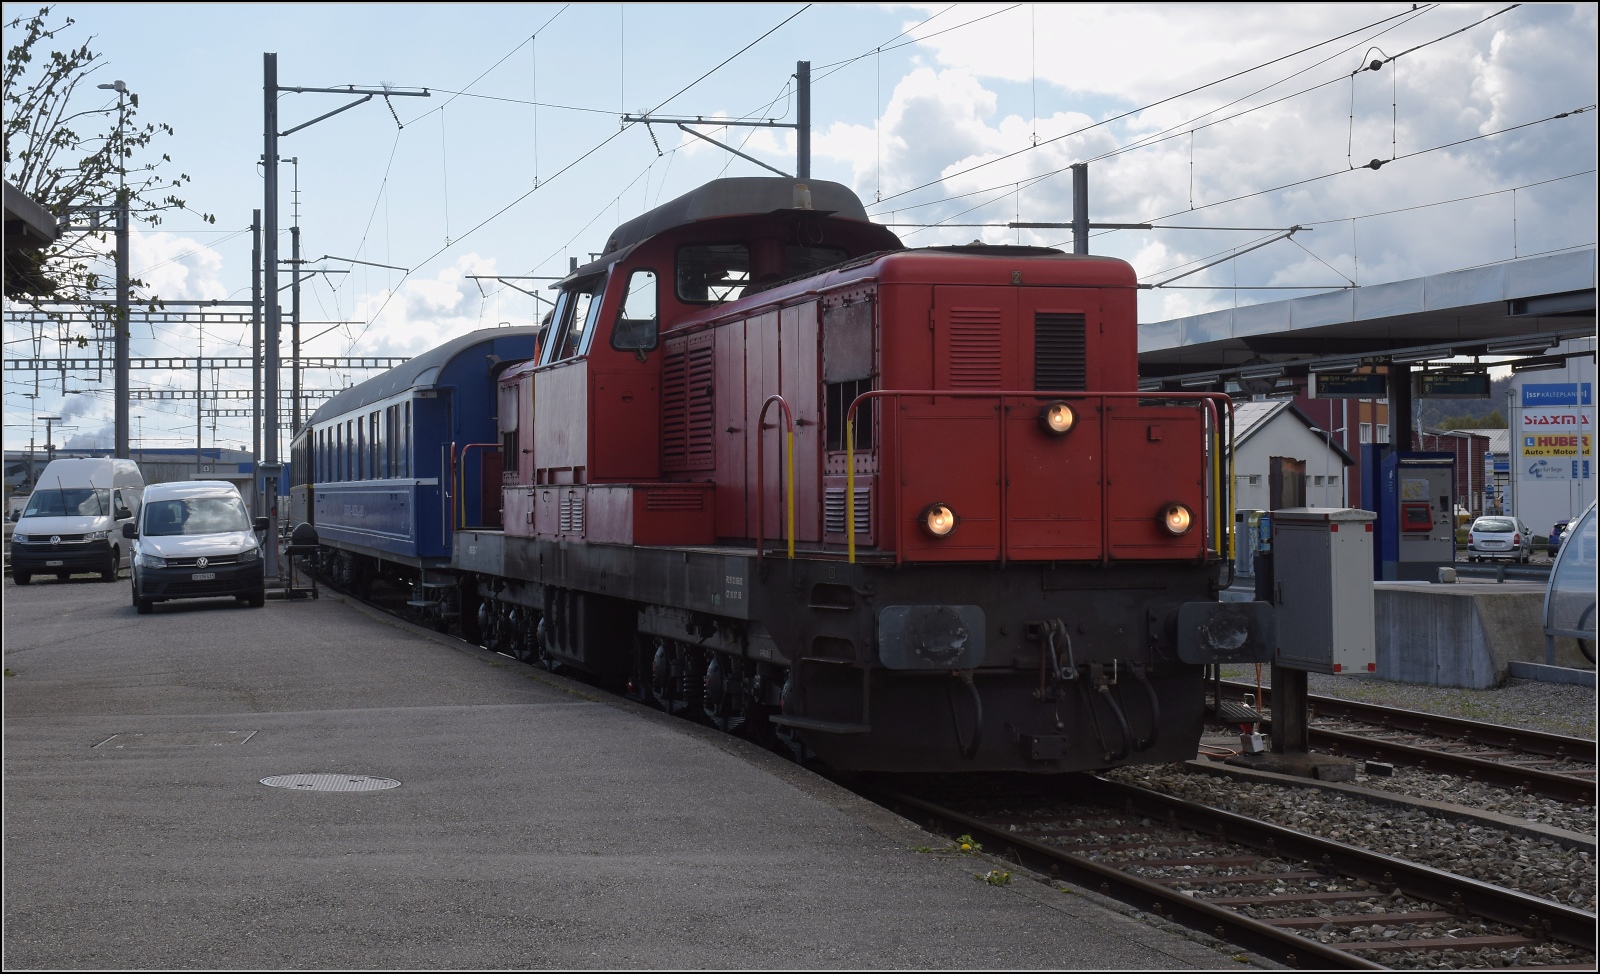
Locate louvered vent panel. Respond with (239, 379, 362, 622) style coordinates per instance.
(644, 489, 706, 512)
(823, 487, 872, 535)
(660, 343, 690, 469)
(1034, 312, 1087, 391)
(684, 343, 716, 470)
(948, 307, 1003, 388)
(559, 492, 584, 535)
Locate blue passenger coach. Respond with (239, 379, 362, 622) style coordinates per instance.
(289, 327, 539, 594)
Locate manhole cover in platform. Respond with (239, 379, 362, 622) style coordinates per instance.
(260, 773, 400, 793)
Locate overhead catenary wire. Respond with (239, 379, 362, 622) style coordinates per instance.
(870, 1, 1482, 222)
(866, 4, 1431, 212)
(343, 4, 812, 354)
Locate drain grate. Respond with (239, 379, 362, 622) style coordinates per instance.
(260, 773, 400, 792)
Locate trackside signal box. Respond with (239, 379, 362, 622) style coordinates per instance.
(1269, 507, 1377, 675)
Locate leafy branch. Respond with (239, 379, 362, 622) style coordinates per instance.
(4, 5, 213, 308)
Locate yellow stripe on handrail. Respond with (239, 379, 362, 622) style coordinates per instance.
(846, 418, 856, 564)
(785, 429, 795, 561)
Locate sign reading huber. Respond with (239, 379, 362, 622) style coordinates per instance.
(1519, 409, 1592, 480)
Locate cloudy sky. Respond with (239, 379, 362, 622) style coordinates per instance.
(4, 2, 1596, 453)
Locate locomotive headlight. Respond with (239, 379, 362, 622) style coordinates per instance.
(1160, 503, 1194, 536)
(922, 503, 958, 538)
(1038, 401, 1076, 436)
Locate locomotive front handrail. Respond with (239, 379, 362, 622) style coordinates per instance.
(455, 442, 501, 531)
(843, 389, 1235, 565)
(755, 394, 797, 563)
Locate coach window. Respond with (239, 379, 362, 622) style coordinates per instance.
(543, 277, 605, 364)
(370, 411, 382, 479)
(611, 268, 658, 351)
(678, 243, 749, 303)
(401, 402, 411, 478)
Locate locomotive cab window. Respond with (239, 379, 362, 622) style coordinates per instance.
(677, 243, 851, 304)
(543, 277, 605, 364)
(611, 268, 658, 351)
(783, 244, 849, 278)
(677, 244, 749, 303)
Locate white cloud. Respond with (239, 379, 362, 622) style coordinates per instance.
(828, 3, 1595, 322)
(322, 253, 542, 360)
(130, 228, 230, 301)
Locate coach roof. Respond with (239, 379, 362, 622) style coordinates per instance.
(308, 326, 539, 426)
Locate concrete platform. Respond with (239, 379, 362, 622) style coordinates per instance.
(2, 574, 1259, 970)
(1227, 576, 1594, 689)
(1374, 580, 1589, 689)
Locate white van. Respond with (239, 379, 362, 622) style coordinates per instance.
(12, 458, 144, 584)
(126, 480, 267, 613)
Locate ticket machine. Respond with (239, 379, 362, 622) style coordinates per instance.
(1377, 452, 1457, 581)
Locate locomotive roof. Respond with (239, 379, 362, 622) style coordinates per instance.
(554, 178, 893, 287)
(600, 177, 873, 257)
(307, 326, 540, 426)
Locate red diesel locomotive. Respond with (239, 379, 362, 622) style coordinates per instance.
(444, 176, 1272, 773)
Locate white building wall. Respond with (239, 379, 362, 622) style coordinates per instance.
(1231, 412, 1351, 512)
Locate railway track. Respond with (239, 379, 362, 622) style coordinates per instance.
(882, 777, 1596, 970)
(1216, 680, 1597, 806)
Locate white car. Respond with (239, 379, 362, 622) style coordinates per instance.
(1467, 515, 1533, 563)
(126, 481, 267, 613)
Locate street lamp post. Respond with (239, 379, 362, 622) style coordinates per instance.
(96, 80, 133, 460)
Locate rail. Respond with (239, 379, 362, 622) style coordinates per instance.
(754, 395, 796, 563)
(842, 389, 1235, 565)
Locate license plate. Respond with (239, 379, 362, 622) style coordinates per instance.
(46, 560, 64, 567)
(192, 572, 216, 581)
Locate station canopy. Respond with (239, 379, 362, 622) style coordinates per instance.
(1137, 248, 1595, 391)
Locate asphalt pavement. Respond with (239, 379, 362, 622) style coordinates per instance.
(2, 572, 1261, 970)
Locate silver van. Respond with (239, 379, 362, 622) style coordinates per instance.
(12, 458, 144, 584)
(125, 481, 268, 613)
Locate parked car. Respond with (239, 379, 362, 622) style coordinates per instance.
(11, 457, 143, 584)
(126, 481, 268, 613)
(1548, 519, 1570, 558)
(1467, 515, 1533, 563)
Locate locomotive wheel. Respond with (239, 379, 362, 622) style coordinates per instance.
(534, 620, 561, 673)
(511, 609, 538, 664)
(623, 638, 655, 704)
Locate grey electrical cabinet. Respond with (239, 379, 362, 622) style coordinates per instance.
(1271, 507, 1376, 674)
